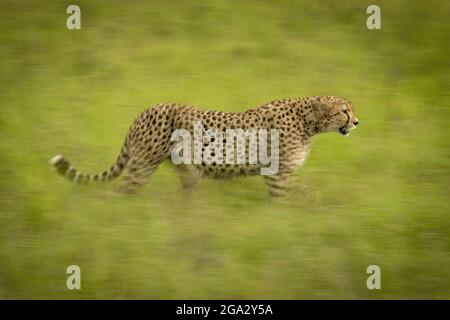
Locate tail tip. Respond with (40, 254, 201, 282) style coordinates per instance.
(49, 154, 64, 166)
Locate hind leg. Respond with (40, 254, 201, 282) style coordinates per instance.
(175, 164, 201, 191)
(117, 157, 162, 194)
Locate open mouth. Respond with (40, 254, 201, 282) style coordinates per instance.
(338, 126, 349, 136)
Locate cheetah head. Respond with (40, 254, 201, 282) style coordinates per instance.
(314, 96, 359, 136)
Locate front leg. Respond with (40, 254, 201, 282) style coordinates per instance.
(263, 162, 297, 197)
(263, 141, 304, 197)
(264, 173, 292, 197)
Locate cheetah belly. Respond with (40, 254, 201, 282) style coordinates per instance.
(195, 163, 263, 179)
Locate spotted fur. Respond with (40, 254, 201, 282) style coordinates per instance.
(50, 96, 359, 196)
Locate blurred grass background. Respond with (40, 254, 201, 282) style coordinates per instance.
(0, 0, 449, 299)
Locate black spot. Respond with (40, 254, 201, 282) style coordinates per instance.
(57, 161, 70, 175)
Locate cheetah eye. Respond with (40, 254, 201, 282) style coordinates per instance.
(342, 109, 348, 114)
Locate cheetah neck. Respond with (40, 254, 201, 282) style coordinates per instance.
(296, 98, 322, 138)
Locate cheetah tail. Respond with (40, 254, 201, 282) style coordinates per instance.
(49, 144, 130, 184)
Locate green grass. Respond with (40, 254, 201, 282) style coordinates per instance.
(0, 0, 449, 299)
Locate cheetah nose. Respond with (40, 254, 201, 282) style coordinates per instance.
(353, 119, 359, 126)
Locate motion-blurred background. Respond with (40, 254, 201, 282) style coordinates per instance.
(0, 0, 449, 299)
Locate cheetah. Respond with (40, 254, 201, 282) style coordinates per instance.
(50, 96, 359, 196)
